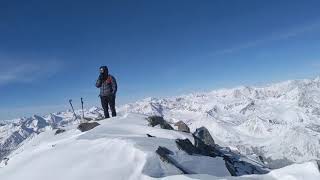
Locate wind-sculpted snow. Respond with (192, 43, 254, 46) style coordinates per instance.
(0, 114, 232, 179)
(0, 114, 319, 180)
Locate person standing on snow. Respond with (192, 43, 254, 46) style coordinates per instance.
(96, 66, 117, 118)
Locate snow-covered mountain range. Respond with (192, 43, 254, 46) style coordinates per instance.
(0, 107, 103, 160)
(1, 77, 320, 179)
(121, 77, 320, 168)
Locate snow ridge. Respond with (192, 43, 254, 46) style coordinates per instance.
(1, 77, 320, 178)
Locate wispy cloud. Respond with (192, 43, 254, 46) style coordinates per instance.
(0, 57, 63, 85)
(310, 61, 320, 68)
(210, 21, 320, 55)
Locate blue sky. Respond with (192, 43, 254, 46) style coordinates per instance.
(1, 0, 320, 120)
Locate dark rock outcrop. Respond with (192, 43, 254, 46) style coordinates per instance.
(147, 134, 155, 138)
(224, 159, 237, 176)
(77, 122, 100, 132)
(147, 116, 174, 130)
(174, 121, 190, 133)
(55, 129, 66, 135)
(156, 146, 174, 163)
(223, 154, 269, 176)
(174, 127, 219, 157)
(192, 134, 219, 157)
(191, 126, 268, 176)
(258, 155, 265, 165)
(192, 127, 220, 157)
(175, 139, 199, 155)
(193, 127, 215, 147)
(156, 146, 191, 174)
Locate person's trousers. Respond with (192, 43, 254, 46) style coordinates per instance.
(100, 94, 116, 118)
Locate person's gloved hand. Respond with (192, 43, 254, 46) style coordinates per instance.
(99, 74, 104, 80)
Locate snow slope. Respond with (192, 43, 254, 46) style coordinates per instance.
(0, 114, 231, 179)
(0, 107, 103, 160)
(1, 113, 319, 180)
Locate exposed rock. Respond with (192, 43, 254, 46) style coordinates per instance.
(3, 157, 9, 166)
(191, 126, 269, 176)
(155, 146, 190, 174)
(175, 139, 199, 155)
(55, 129, 66, 135)
(258, 155, 265, 165)
(147, 116, 163, 127)
(159, 122, 174, 130)
(222, 152, 269, 176)
(146, 116, 174, 130)
(77, 122, 100, 132)
(156, 146, 174, 161)
(146, 134, 155, 138)
(174, 121, 190, 133)
(82, 117, 94, 121)
(174, 138, 265, 176)
(193, 127, 215, 147)
(192, 134, 219, 157)
(225, 159, 237, 176)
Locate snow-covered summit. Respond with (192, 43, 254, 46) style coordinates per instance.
(1, 113, 319, 180)
(1, 77, 320, 179)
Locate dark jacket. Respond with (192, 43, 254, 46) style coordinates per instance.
(96, 74, 117, 97)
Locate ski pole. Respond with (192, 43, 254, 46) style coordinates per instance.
(69, 99, 77, 119)
(81, 97, 84, 119)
